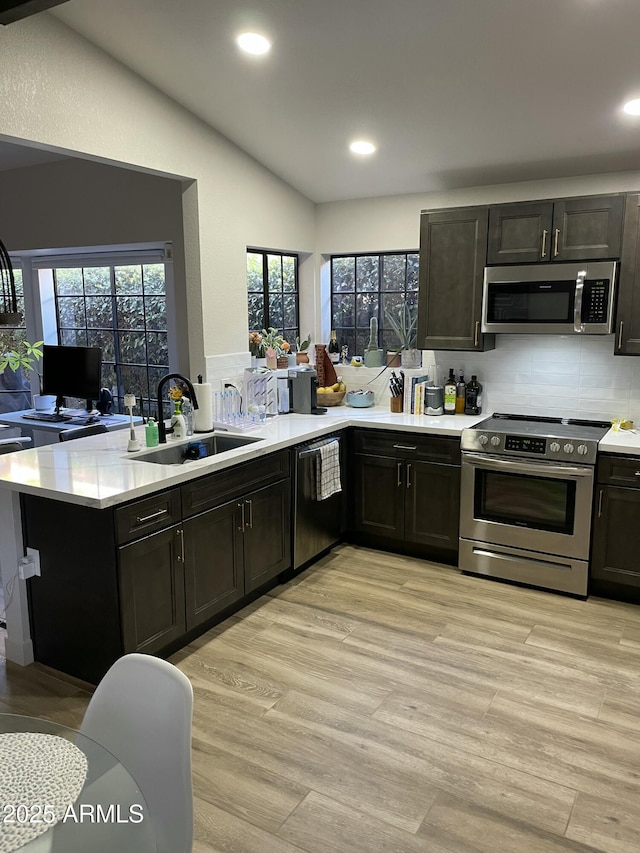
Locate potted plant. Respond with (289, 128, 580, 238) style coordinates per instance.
(261, 327, 289, 369)
(295, 331, 312, 364)
(0, 339, 49, 408)
(384, 304, 421, 369)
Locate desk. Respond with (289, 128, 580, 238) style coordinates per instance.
(0, 714, 156, 852)
(0, 412, 142, 447)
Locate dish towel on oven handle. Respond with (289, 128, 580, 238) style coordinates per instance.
(316, 439, 342, 501)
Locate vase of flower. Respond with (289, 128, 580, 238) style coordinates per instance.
(265, 347, 277, 370)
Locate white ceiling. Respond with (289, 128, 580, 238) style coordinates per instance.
(42, 0, 640, 203)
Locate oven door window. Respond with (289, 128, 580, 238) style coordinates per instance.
(474, 468, 576, 534)
(486, 281, 574, 324)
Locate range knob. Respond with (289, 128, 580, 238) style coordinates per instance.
(550, 441, 561, 452)
(563, 443, 575, 454)
(577, 444, 588, 456)
(478, 435, 489, 446)
(490, 435, 501, 447)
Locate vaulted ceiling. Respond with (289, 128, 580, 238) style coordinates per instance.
(30, 0, 640, 202)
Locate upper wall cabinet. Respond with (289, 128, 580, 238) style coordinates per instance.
(417, 206, 494, 352)
(615, 194, 640, 356)
(487, 195, 625, 265)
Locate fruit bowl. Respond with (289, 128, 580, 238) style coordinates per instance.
(317, 390, 346, 407)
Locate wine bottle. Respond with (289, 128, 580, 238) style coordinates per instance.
(328, 330, 340, 364)
(455, 372, 466, 415)
(444, 368, 456, 415)
(465, 375, 483, 415)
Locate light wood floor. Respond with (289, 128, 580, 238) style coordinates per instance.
(3, 544, 640, 852)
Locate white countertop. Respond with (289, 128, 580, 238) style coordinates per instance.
(598, 428, 640, 457)
(0, 407, 485, 509)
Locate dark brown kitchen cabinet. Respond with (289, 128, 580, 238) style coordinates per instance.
(21, 449, 291, 684)
(487, 195, 625, 265)
(591, 455, 640, 593)
(352, 429, 461, 563)
(118, 524, 186, 653)
(183, 477, 291, 630)
(614, 194, 640, 355)
(417, 206, 494, 352)
(182, 500, 244, 630)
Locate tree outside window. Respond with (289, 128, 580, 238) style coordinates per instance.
(0, 267, 31, 413)
(53, 262, 168, 415)
(247, 250, 299, 346)
(331, 252, 419, 357)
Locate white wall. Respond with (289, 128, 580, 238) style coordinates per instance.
(316, 171, 640, 253)
(0, 13, 316, 376)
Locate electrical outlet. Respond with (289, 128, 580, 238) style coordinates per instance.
(18, 558, 36, 580)
(26, 547, 40, 576)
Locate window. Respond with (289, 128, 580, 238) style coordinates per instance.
(0, 266, 30, 413)
(330, 252, 419, 357)
(51, 261, 168, 414)
(247, 250, 299, 344)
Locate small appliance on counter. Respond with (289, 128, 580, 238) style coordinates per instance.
(288, 368, 326, 414)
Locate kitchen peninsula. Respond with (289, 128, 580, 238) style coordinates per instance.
(0, 408, 482, 681)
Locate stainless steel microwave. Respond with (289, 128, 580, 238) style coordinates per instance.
(481, 261, 617, 334)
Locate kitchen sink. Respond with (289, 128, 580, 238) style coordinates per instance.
(131, 433, 263, 465)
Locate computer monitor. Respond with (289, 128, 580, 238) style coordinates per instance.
(41, 345, 103, 413)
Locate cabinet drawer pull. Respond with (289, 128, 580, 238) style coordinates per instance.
(136, 508, 168, 524)
(553, 228, 560, 257)
(397, 461, 403, 488)
(237, 502, 246, 532)
(176, 528, 184, 562)
(541, 228, 548, 258)
(406, 462, 412, 489)
(393, 444, 417, 451)
(597, 490, 603, 518)
(618, 320, 624, 350)
(245, 499, 253, 529)
(474, 320, 480, 347)
(635, 472, 640, 477)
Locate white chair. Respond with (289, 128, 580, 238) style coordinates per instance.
(79, 653, 194, 853)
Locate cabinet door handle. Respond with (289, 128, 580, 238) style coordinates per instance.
(553, 228, 560, 257)
(396, 461, 403, 487)
(541, 229, 548, 258)
(393, 444, 417, 451)
(237, 502, 245, 532)
(176, 528, 184, 562)
(406, 462, 412, 489)
(474, 320, 480, 347)
(245, 499, 253, 529)
(597, 490, 603, 518)
(618, 320, 624, 350)
(136, 508, 168, 524)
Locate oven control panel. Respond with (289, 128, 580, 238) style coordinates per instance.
(504, 435, 546, 454)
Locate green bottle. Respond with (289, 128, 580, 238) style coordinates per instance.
(444, 368, 457, 414)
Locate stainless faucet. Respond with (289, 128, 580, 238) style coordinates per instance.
(156, 373, 199, 444)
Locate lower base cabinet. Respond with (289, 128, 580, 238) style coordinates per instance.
(183, 478, 290, 630)
(22, 450, 291, 683)
(352, 429, 461, 563)
(591, 455, 640, 591)
(119, 524, 187, 653)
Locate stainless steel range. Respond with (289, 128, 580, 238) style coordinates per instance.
(459, 413, 611, 597)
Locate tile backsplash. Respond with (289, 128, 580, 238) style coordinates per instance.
(434, 334, 640, 423)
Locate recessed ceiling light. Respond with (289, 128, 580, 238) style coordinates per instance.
(623, 98, 640, 115)
(349, 140, 376, 156)
(236, 32, 271, 55)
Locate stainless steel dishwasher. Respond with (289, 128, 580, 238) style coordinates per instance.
(293, 433, 347, 571)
